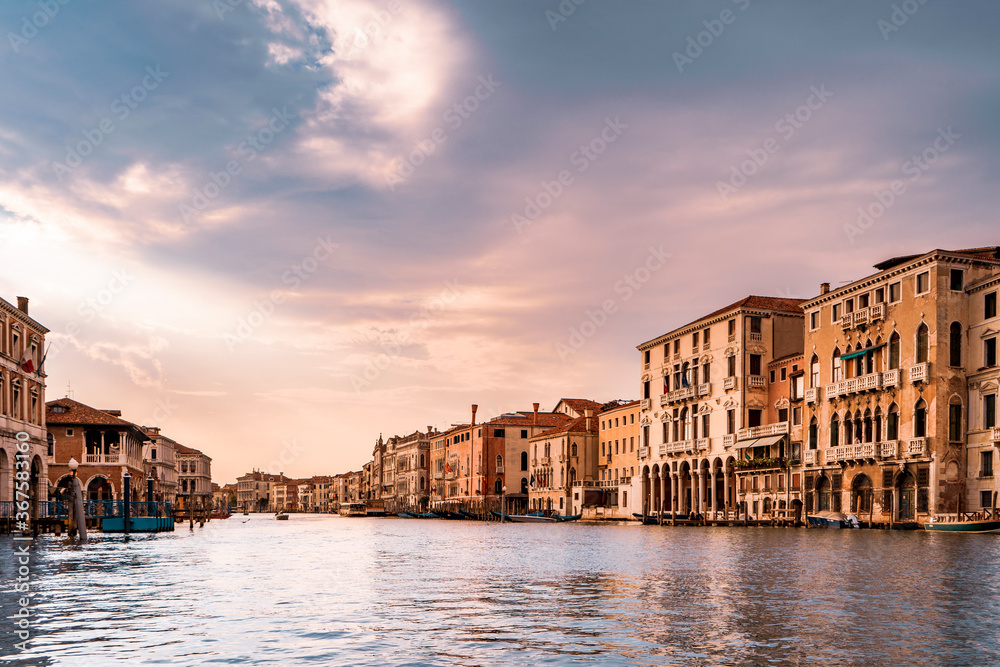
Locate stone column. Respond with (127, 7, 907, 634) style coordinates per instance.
(693, 471, 701, 516)
(723, 468, 730, 517)
(709, 469, 717, 516)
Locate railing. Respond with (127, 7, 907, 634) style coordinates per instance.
(495, 465, 504, 474)
(659, 394, 670, 407)
(804, 450, 817, 465)
(882, 369, 900, 387)
(841, 304, 885, 330)
(749, 332, 762, 342)
(669, 440, 692, 454)
(728, 334, 736, 343)
(724, 377, 737, 391)
(698, 383, 711, 397)
(658, 443, 668, 456)
(992, 427, 1000, 443)
(907, 438, 928, 457)
(826, 372, 883, 398)
(695, 438, 710, 452)
(638, 447, 649, 459)
(879, 440, 899, 459)
(909, 362, 930, 383)
(737, 421, 789, 441)
(748, 375, 766, 389)
(826, 442, 876, 462)
(640, 399, 651, 411)
(85, 453, 121, 464)
(723, 434, 736, 447)
(540, 456, 551, 465)
(805, 387, 819, 403)
(666, 386, 696, 403)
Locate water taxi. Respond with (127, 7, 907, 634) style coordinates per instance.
(925, 510, 1000, 533)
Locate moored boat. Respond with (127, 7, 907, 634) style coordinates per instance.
(807, 511, 860, 529)
(275, 512, 289, 520)
(339, 502, 368, 517)
(493, 512, 582, 523)
(926, 510, 1000, 533)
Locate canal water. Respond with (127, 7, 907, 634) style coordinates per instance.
(2, 515, 1000, 665)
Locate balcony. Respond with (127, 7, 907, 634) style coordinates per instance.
(878, 440, 899, 459)
(659, 394, 670, 407)
(840, 304, 885, 330)
(804, 450, 818, 465)
(723, 434, 736, 447)
(85, 453, 120, 464)
(666, 386, 695, 403)
(724, 376, 737, 391)
(640, 399, 651, 411)
(496, 465, 504, 474)
(882, 369, 900, 387)
(826, 443, 876, 462)
(540, 456, 551, 466)
(748, 375, 766, 390)
(737, 421, 789, 441)
(826, 372, 884, 399)
(749, 332, 762, 343)
(804, 387, 819, 404)
(732, 456, 785, 471)
(638, 446, 649, 459)
(669, 440, 692, 454)
(992, 427, 1000, 444)
(695, 438, 710, 452)
(909, 362, 930, 383)
(658, 443, 668, 456)
(907, 438, 928, 457)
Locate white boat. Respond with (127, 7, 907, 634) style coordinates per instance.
(275, 512, 289, 520)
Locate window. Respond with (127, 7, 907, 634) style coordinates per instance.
(780, 367, 787, 382)
(832, 303, 841, 322)
(888, 281, 901, 302)
(810, 356, 820, 388)
(948, 403, 963, 442)
(792, 406, 802, 426)
(643, 380, 650, 399)
(778, 408, 788, 423)
(859, 293, 870, 308)
(985, 337, 997, 368)
(914, 401, 927, 438)
(521, 429, 528, 438)
(494, 429, 505, 438)
(983, 490, 995, 509)
(703, 328, 710, 345)
(692, 332, 699, 350)
(986, 395, 997, 429)
(888, 332, 900, 370)
(947, 322, 963, 367)
(887, 404, 899, 440)
(749, 355, 762, 376)
(748, 409, 762, 428)
(702, 414, 710, 438)
(808, 419, 818, 449)
(727, 356, 736, 377)
(916, 271, 930, 294)
(831, 348, 842, 382)
(702, 361, 711, 383)
(769, 370, 775, 383)
(792, 375, 804, 400)
(727, 410, 735, 434)
(950, 268, 964, 291)
(830, 416, 840, 447)
(845, 298, 855, 314)
(875, 287, 885, 303)
(673, 339, 680, 355)
(644, 350, 650, 366)
(982, 451, 994, 478)
(728, 319, 736, 337)
(750, 316, 762, 334)
(151, 448, 156, 460)
(916, 324, 929, 364)
(810, 311, 819, 330)
(987, 291, 998, 319)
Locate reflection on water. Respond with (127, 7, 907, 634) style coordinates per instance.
(2, 516, 1000, 665)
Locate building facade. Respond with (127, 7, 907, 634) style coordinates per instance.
(635, 296, 806, 520)
(142, 426, 178, 506)
(802, 247, 1000, 524)
(176, 444, 213, 511)
(0, 296, 48, 511)
(598, 399, 640, 519)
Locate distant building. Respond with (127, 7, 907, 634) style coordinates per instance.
(391, 428, 432, 508)
(236, 470, 287, 512)
(141, 426, 178, 507)
(176, 444, 213, 512)
(528, 405, 600, 515)
(598, 399, 640, 519)
(0, 295, 49, 511)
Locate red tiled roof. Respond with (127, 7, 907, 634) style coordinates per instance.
(599, 399, 640, 414)
(555, 398, 604, 415)
(175, 443, 210, 460)
(484, 411, 572, 427)
(46, 398, 139, 427)
(530, 413, 599, 440)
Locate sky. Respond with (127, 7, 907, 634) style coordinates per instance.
(1, 0, 998, 483)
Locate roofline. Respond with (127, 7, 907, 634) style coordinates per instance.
(0, 297, 50, 334)
(637, 298, 805, 351)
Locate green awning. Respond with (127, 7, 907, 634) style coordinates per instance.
(840, 343, 885, 361)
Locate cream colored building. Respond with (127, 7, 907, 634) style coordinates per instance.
(802, 247, 1000, 524)
(141, 426, 178, 506)
(0, 296, 48, 511)
(966, 273, 1000, 510)
(635, 296, 806, 520)
(528, 405, 600, 515)
(392, 429, 432, 508)
(176, 444, 213, 511)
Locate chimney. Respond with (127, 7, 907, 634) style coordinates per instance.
(585, 408, 593, 432)
(427, 425, 433, 435)
(471, 404, 478, 426)
(16, 297, 28, 314)
(533, 402, 539, 424)
(820, 282, 830, 295)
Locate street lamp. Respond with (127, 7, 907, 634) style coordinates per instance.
(69, 458, 78, 476)
(501, 485, 507, 524)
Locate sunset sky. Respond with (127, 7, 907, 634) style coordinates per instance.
(1, 1, 998, 482)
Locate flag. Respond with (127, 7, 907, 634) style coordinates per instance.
(19, 344, 34, 374)
(530, 474, 535, 487)
(681, 373, 689, 388)
(663, 377, 669, 393)
(445, 462, 453, 473)
(35, 343, 49, 376)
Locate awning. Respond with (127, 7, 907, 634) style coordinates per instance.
(734, 434, 786, 449)
(840, 343, 885, 361)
